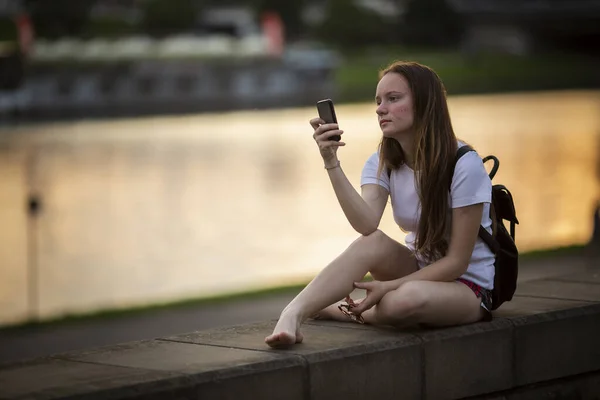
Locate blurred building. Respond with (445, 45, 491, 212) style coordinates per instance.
(0, 0, 340, 119)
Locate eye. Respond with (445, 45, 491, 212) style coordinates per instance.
(389, 95, 398, 102)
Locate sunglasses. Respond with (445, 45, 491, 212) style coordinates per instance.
(338, 296, 365, 324)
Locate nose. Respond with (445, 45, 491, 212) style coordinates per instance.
(376, 103, 387, 116)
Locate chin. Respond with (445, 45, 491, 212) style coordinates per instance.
(381, 126, 410, 139)
(381, 129, 398, 138)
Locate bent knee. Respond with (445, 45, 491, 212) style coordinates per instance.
(357, 229, 385, 242)
(376, 281, 427, 323)
(352, 230, 391, 262)
(352, 229, 387, 251)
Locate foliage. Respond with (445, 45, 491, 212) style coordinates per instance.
(335, 48, 600, 103)
(141, 0, 199, 37)
(83, 17, 139, 39)
(401, 0, 465, 46)
(23, 0, 96, 39)
(313, 0, 397, 48)
(0, 16, 18, 42)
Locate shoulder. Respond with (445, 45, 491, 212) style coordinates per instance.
(454, 144, 486, 176)
(365, 152, 380, 166)
(362, 152, 382, 173)
(361, 152, 389, 190)
(451, 144, 492, 206)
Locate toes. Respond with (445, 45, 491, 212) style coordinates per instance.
(265, 332, 296, 348)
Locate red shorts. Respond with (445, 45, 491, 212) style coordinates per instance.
(457, 278, 493, 318)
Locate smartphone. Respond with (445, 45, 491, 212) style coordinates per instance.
(316, 99, 341, 141)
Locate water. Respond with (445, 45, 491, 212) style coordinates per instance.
(0, 90, 599, 326)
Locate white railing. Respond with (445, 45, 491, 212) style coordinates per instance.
(31, 35, 271, 62)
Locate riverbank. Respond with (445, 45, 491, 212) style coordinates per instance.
(2, 48, 599, 123)
(336, 48, 600, 102)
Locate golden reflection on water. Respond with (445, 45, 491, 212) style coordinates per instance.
(0, 90, 599, 324)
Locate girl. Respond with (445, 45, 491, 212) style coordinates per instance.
(265, 61, 494, 348)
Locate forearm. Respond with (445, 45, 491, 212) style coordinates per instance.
(326, 162, 379, 235)
(386, 256, 467, 290)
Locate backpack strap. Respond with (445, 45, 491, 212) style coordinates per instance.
(388, 144, 477, 179)
(456, 144, 475, 162)
(452, 145, 501, 255)
(387, 144, 501, 254)
(451, 145, 475, 179)
(478, 218, 501, 254)
(388, 144, 476, 179)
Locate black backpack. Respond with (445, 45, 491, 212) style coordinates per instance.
(455, 145, 519, 310)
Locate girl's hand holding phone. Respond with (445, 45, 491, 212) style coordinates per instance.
(309, 118, 345, 167)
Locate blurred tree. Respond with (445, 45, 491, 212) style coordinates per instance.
(0, 15, 18, 42)
(23, 0, 96, 39)
(141, 0, 199, 37)
(314, 0, 396, 48)
(0, 13, 24, 90)
(84, 17, 139, 39)
(400, 0, 465, 47)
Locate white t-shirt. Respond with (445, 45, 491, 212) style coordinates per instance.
(360, 142, 495, 289)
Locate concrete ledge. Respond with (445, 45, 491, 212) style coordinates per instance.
(165, 321, 422, 400)
(470, 370, 600, 400)
(1, 270, 599, 400)
(417, 318, 513, 399)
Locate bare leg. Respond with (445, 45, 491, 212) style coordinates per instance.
(365, 280, 486, 328)
(265, 230, 417, 347)
(315, 276, 487, 329)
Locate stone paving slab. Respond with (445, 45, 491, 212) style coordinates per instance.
(550, 269, 600, 284)
(0, 357, 186, 400)
(493, 295, 592, 318)
(163, 320, 422, 400)
(305, 318, 392, 330)
(55, 339, 305, 400)
(515, 255, 591, 283)
(162, 320, 415, 354)
(514, 280, 600, 302)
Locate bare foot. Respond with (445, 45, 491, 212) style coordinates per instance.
(265, 313, 303, 348)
